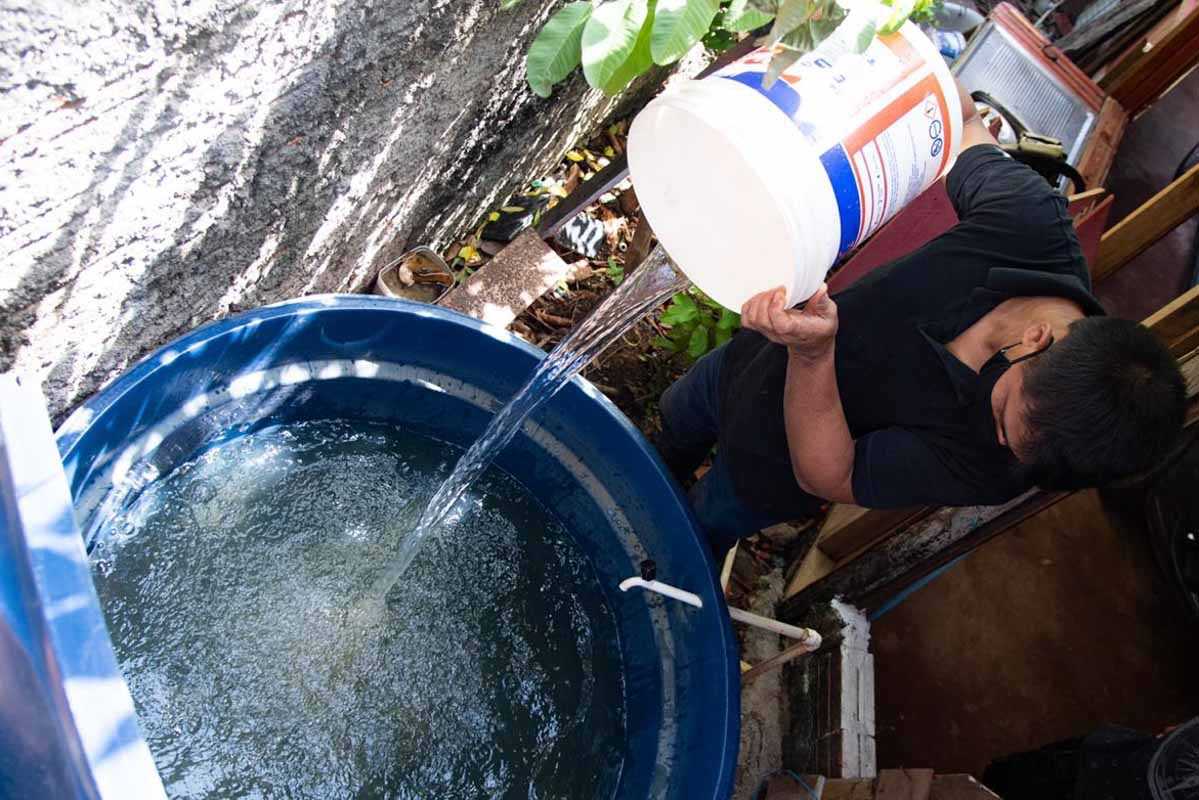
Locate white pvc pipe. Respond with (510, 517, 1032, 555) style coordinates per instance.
(727, 607, 822, 646)
(617, 576, 822, 649)
(618, 577, 704, 608)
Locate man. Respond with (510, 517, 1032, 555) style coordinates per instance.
(655, 85, 1187, 556)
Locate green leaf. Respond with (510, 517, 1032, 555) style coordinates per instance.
(764, 0, 814, 46)
(653, 335, 681, 352)
(606, 260, 625, 285)
(687, 325, 710, 358)
(660, 303, 698, 325)
(762, 42, 804, 88)
(583, 0, 651, 94)
(672, 292, 697, 312)
(716, 309, 740, 330)
(669, 324, 693, 342)
(527, 2, 594, 97)
(501, 0, 524, 8)
(726, 0, 775, 32)
(651, 0, 720, 65)
(714, 326, 732, 347)
(879, 0, 917, 34)
(809, 4, 844, 40)
(598, 0, 656, 94)
(849, 16, 877, 53)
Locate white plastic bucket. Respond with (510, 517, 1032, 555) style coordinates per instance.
(628, 19, 963, 310)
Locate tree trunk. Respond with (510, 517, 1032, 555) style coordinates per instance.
(0, 0, 664, 420)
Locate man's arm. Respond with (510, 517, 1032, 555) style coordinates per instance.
(740, 285, 855, 503)
(956, 78, 998, 152)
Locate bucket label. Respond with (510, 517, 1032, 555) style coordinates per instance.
(717, 27, 953, 254)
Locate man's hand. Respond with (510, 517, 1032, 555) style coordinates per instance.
(740, 284, 838, 359)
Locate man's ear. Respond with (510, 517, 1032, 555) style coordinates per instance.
(1021, 321, 1054, 353)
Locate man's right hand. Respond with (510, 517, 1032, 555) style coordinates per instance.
(740, 283, 838, 360)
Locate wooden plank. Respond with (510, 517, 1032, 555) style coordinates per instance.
(1065, 187, 1109, 217)
(1098, 0, 1199, 116)
(785, 539, 839, 599)
(877, 769, 934, 800)
(1074, 194, 1115, 269)
(929, 775, 1002, 800)
(824, 779, 877, 800)
(1094, 161, 1199, 281)
(1144, 284, 1199, 356)
(1182, 345, 1199, 401)
(1074, 96, 1129, 192)
(761, 773, 828, 799)
(817, 504, 930, 562)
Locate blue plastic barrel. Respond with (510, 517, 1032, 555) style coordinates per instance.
(1, 296, 739, 799)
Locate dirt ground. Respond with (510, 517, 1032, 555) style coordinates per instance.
(512, 268, 687, 436)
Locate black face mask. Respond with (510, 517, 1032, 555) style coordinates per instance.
(970, 336, 1056, 452)
(971, 351, 1012, 451)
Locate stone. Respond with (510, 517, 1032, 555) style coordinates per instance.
(440, 229, 570, 328)
(0, 0, 670, 422)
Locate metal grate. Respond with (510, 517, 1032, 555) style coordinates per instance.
(953, 22, 1096, 165)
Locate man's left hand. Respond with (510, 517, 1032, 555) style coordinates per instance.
(740, 284, 838, 358)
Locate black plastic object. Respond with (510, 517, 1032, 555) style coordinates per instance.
(640, 559, 657, 582)
(481, 194, 551, 243)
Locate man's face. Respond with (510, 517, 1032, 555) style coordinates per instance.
(991, 362, 1033, 461)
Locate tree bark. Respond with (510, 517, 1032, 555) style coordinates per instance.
(0, 0, 665, 420)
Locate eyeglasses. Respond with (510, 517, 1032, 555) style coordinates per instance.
(998, 334, 1055, 366)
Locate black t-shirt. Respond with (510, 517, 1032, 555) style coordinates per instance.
(717, 145, 1106, 517)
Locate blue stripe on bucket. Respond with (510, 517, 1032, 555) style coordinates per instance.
(819, 144, 861, 255)
(720, 72, 802, 119)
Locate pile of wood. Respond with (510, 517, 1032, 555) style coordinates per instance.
(1053, 0, 1181, 73)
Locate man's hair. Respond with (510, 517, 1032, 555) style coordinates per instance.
(1022, 317, 1186, 489)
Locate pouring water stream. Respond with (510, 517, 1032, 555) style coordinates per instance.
(369, 246, 689, 602)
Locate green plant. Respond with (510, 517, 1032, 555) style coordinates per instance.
(654, 288, 740, 360)
(606, 257, 625, 285)
(511, 0, 940, 98)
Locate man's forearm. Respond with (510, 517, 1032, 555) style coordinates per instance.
(783, 347, 856, 502)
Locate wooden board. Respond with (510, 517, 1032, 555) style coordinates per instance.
(1094, 162, 1199, 281)
(1144, 284, 1199, 357)
(761, 773, 828, 799)
(824, 780, 878, 800)
(929, 775, 1002, 800)
(1074, 96, 1128, 195)
(877, 769, 934, 800)
(817, 504, 930, 562)
(1072, 193, 1115, 268)
(1097, 0, 1199, 117)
